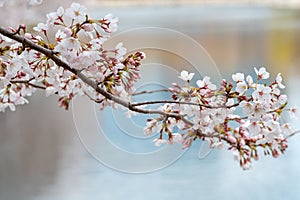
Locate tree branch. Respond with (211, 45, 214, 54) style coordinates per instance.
(285, 130, 300, 139)
(0, 26, 193, 126)
(132, 88, 170, 96)
(10, 78, 46, 90)
(131, 100, 239, 109)
(28, 82, 46, 90)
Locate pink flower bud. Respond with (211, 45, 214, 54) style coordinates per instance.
(82, 24, 94, 32)
(227, 134, 237, 144)
(24, 33, 32, 39)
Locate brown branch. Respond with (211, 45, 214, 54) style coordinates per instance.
(10, 78, 46, 90)
(0, 26, 193, 126)
(83, 91, 104, 104)
(132, 88, 170, 96)
(28, 83, 46, 90)
(10, 77, 35, 83)
(131, 100, 239, 109)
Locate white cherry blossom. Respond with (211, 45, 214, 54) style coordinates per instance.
(46, 6, 64, 27)
(254, 67, 270, 80)
(82, 24, 94, 32)
(232, 72, 244, 82)
(278, 95, 287, 105)
(115, 42, 127, 59)
(196, 76, 216, 90)
(178, 70, 194, 82)
(247, 121, 261, 136)
(169, 133, 183, 144)
(240, 101, 254, 115)
(55, 29, 67, 42)
(65, 2, 87, 23)
(101, 14, 119, 33)
(236, 81, 248, 94)
(33, 23, 48, 32)
(275, 73, 285, 89)
(153, 138, 168, 147)
(27, 0, 43, 7)
(289, 106, 298, 119)
(246, 75, 255, 87)
(252, 84, 271, 102)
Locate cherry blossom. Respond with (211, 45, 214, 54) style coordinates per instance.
(275, 73, 285, 89)
(153, 138, 168, 147)
(100, 14, 119, 33)
(178, 70, 194, 82)
(27, 0, 43, 7)
(65, 2, 87, 23)
(144, 67, 296, 170)
(33, 23, 48, 32)
(247, 121, 261, 136)
(55, 29, 67, 42)
(0, 2, 298, 171)
(240, 101, 254, 115)
(235, 81, 247, 94)
(289, 106, 298, 119)
(115, 42, 127, 59)
(170, 133, 183, 144)
(252, 84, 272, 102)
(46, 6, 64, 27)
(254, 66, 270, 80)
(196, 76, 216, 90)
(232, 72, 244, 82)
(246, 75, 255, 87)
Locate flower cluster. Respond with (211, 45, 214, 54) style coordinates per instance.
(0, 2, 297, 170)
(144, 67, 296, 170)
(0, 2, 145, 111)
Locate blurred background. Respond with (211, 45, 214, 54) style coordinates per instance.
(0, 0, 300, 200)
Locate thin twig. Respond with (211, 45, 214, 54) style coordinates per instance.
(10, 78, 46, 90)
(285, 130, 300, 139)
(10, 77, 35, 83)
(131, 100, 239, 109)
(28, 83, 46, 90)
(132, 88, 169, 96)
(83, 91, 104, 103)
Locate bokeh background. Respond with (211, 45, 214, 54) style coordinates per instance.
(0, 0, 300, 199)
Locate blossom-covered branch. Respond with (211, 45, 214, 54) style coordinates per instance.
(0, 2, 298, 170)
